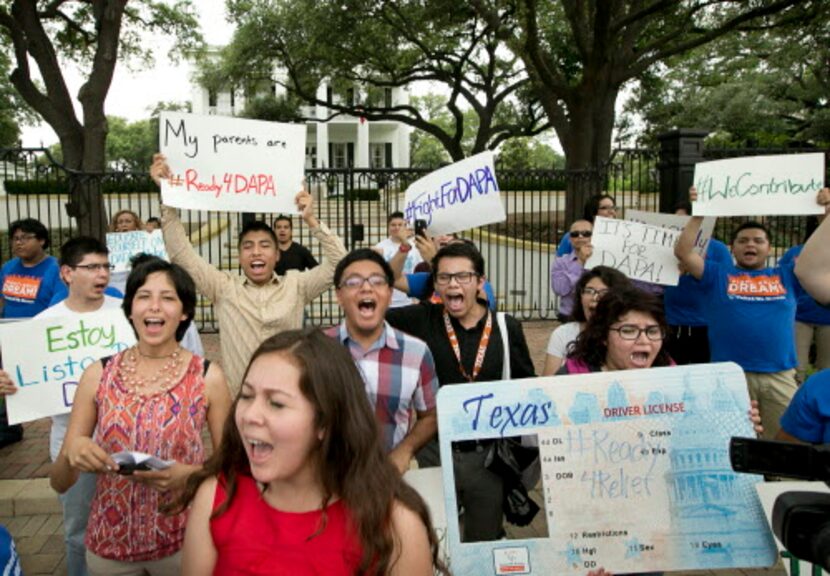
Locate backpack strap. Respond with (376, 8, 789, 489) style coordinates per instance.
(497, 312, 511, 380)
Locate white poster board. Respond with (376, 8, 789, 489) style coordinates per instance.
(159, 112, 306, 213)
(585, 216, 680, 285)
(403, 151, 506, 235)
(0, 309, 136, 424)
(106, 230, 168, 272)
(693, 153, 825, 216)
(626, 210, 716, 256)
(437, 363, 778, 574)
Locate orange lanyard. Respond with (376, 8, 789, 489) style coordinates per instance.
(443, 310, 492, 382)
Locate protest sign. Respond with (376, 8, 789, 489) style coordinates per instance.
(437, 362, 777, 574)
(0, 308, 136, 424)
(106, 230, 168, 272)
(585, 216, 680, 285)
(403, 151, 506, 236)
(693, 153, 825, 216)
(625, 210, 716, 256)
(159, 112, 306, 213)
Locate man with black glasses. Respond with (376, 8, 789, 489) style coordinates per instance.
(327, 249, 438, 474)
(386, 241, 535, 543)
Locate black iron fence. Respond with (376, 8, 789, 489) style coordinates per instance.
(0, 145, 821, 329)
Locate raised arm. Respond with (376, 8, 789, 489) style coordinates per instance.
(795, 188, 830, 305)
(674, 190, 706, 280)
(151, 154, 229, 303)
(296, 188, 348, 302)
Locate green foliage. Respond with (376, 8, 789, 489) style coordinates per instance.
(497, 137, 563, 170)
(240, 94, 302, 123)
(619, 14, 830, 148)
(4, 178, 154, 195)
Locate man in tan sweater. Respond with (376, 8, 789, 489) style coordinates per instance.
(150, 154, 347, 393)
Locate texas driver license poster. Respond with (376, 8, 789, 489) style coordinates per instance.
(436, 362, 777, 574)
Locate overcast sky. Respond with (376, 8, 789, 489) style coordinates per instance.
(21, 1, 233, 147)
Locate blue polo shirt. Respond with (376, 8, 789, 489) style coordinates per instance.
(778, 245, 830, 326)
(0, 256, 61, 318)
(664, 239, 732, 326)
(780, 370, 830, 443)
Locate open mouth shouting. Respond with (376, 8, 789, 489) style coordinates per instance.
(443, 292, 466, 314)
(628, 351, 653, 369)
(245, 437, 275, 465)
(357, 297, 377, 318)
(143, 317, 166, 337)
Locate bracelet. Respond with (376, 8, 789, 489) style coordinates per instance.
(398, 242, 412, 253)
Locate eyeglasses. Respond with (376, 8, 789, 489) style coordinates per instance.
(339, 274, 389, 290)
(434, 271, 478, 286)
(71, 263, 115, 272)
(569, 230, 593, 238)
(598, 204, 617, 211)
(11, 233, 37, 243)
(609, 324, 666, 341)
(581, 287, 609, 299)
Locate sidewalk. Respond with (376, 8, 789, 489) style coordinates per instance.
(0, 328, 790, 575)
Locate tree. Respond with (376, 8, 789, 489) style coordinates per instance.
(0, 51, 37, 147)
(0, 1, 202, 238)
(620, 18, 830, 149)
(211, 0, 550, 162)
(470, 0, 821, 219)
(497, 136, 563, 170)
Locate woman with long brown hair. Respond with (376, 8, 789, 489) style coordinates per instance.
(179, 328, 448, 575)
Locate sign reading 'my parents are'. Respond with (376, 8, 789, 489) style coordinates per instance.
(159, 112, 306, 213)
(106, 230, 168, 273)
(585, 216, 680, 285)
(0, 309, 136, 424)
(403, 151, 506, 236)
(693, 153, 825, 216)
(437, 363, 777, 575)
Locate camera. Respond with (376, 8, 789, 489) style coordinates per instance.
(730, 437, 830, 571)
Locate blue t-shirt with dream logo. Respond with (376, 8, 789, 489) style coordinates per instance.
(0, 256, 61, 319)
(700, 259, 797, 372)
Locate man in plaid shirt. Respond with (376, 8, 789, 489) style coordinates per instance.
(327, 248, 438, 474)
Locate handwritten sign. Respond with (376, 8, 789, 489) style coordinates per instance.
(693, 153, 825, 216)
(106, 230, 168, 272)
(403, 151, 506, 235)
(437, 362, 777, 574)
(159, 112, 306, 213)
(585, 216, 680, 285)
(0, 309, 136, 424)
(626, 210, 716, 256)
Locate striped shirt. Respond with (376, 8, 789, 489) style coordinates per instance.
(328, 322, 438, 452)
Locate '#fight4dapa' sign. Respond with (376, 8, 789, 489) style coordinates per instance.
(437, 363, 777, 574)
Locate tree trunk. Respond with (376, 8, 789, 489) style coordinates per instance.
(557, 86, 619, 224)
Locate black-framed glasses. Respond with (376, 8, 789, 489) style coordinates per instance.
(581, 286, 608, 299)
(434, 271, 478, 286)
(569, 230, 593, 238)
(11, 233, 37, 243)
(609, 324, 665, 341)
(339, 274, 389, 290)
(71, 263, 115, 272)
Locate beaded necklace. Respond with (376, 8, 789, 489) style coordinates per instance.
(118, 345, 184, 396)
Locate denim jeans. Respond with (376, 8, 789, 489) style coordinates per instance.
(59, 472, 96, 576)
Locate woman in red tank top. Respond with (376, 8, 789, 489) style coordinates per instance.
(177, 328, 449, 575)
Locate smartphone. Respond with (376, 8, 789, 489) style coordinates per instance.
(729, 437, 816, 479)
(414, 219, 428, 238)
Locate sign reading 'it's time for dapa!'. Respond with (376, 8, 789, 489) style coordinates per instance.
(436, 363, 777, 575)
(0, 308, 136, 424)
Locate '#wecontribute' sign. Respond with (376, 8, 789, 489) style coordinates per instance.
(437, 363, 777, 574)
(403, 151, 506, 235)
(106, 230, 168, 272)
(0, 309, 136, 424)
(586, 216, 680, 285)
(159, 112, 306, 213)
(693, 153, 825, 216)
